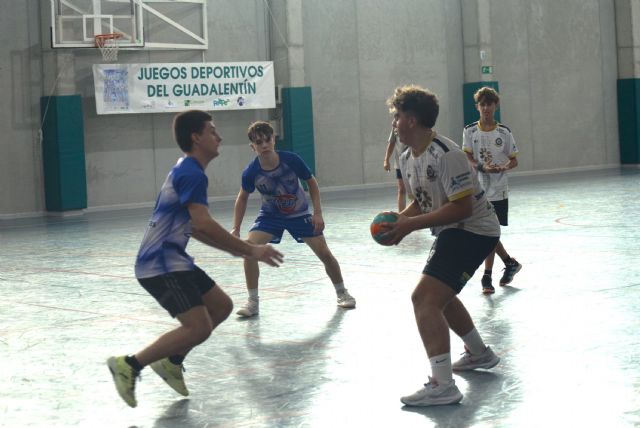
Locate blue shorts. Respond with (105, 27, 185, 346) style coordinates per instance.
(249, 214, 320, 244)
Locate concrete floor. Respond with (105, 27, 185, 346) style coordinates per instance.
(1, 167, 639, 427)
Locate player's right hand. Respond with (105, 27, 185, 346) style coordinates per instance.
(251, 244, 284, 267)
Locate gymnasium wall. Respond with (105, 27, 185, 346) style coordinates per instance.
(0, 0, 619, 218)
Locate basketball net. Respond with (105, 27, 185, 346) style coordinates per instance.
(95, 33, 123, 62)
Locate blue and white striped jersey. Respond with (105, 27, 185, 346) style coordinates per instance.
(135, 156, 208, 278)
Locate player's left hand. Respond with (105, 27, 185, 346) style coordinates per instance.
(312, 213, 325, 234)
(380, 212, 412, 245)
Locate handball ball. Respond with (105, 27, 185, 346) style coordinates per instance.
(370, 212, 398, 246)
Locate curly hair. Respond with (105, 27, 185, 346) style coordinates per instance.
(386, 85, 439, 128)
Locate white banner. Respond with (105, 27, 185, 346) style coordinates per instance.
(92, 61, 275, 114)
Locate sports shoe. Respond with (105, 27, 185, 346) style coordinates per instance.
(481, 275, 495, 294)
(452, 346, 500, 371)
(500, 259, 522, 286)
(337, 290, 356, 309)
(400, 377, 463, 406)
(107, 356, 139, 407)
(150, 358, 189, 396)
(236, 298, 259, 317)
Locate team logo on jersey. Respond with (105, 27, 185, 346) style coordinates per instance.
(415, 188, 432, 212)
(275, 194, 297, 214)
(426, 165, 437, 181)
(495, 138, 503, 147)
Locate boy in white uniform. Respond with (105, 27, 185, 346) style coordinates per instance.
(382, 85, 501, 407)
(462, 87, 522, 294)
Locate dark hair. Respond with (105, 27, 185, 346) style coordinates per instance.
(386, 85, 439, 128)
(474, 87, 500, 104)
(173, 110, 213, 152)
(247, 121, 274, 143)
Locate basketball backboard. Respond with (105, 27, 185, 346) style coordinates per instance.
(50, 0, 208, 50)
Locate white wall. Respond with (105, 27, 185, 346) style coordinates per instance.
(0, 0, 621, 218)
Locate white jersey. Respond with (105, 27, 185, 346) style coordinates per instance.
(462, 121, 518, 201)
(388, 129, 408, 169)
(399, 134, 500, 237)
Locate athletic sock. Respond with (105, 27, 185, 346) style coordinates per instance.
(169, 355, 185, 365)
(248, 288, 259, 300)
(483, 269, 492, 277)
(429, 353, 453, 384)
(460, 328, 487, 356)
(333, 282, 346, 294)
(125, 355, 144, 372)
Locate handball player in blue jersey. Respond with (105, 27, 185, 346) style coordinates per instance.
(231, 121, 356, 317)
(107, 110, 283, 408)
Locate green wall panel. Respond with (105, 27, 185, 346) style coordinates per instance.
(617, 79, 640, 164)
(276, 87, 316, 175)
(40, 95, 88, 211)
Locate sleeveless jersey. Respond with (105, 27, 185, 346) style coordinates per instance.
(399, 134, 500, 237)
(135, 156, 208, 278)
(241, 151, 313, 218)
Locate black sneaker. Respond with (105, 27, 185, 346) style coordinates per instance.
(481, 275, 495, 294)
(500, 259, 522, 286)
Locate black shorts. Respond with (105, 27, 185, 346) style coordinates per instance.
(490, 199, 508, 226)
(137, 266, 217, 318)
(423, 228, 499, 293)
(395, 168, 403, 179)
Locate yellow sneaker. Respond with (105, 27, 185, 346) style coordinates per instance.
(150, 358, 189, 396)
(106, 356, 139, 407)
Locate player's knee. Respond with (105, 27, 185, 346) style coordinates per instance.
(191, 321, 214, 344)
(219, 295, 233, 321)
(410, 287, 434, 310)
(208, 294, 233, 326)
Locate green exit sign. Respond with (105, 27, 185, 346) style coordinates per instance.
(481, 66, 493, 74)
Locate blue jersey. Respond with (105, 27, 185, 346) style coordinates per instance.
(135, 156, 208, 278)
(241, 151, 312, 218)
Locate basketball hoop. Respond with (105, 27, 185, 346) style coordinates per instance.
(95, 33, 123, 62)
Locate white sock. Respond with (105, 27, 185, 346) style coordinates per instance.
(333, 282, 346, 294)
(248, 289, 259, 300)
(429, 353, 452, 384)
(461, 328, 487, 355)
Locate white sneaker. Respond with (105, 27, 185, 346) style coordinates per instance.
(400, 377, 463, 406)
(236, 298, 259, 317)
(452, 346, 500, 371)
(336, 290, 356, 309)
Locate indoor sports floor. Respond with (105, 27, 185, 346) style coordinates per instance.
(1, 168, 639, 427)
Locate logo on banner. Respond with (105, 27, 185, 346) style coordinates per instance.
(213, 98, 230, 107)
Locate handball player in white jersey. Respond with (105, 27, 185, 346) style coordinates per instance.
(382, 85, 502, 407)
(462, 86, 522, 294)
